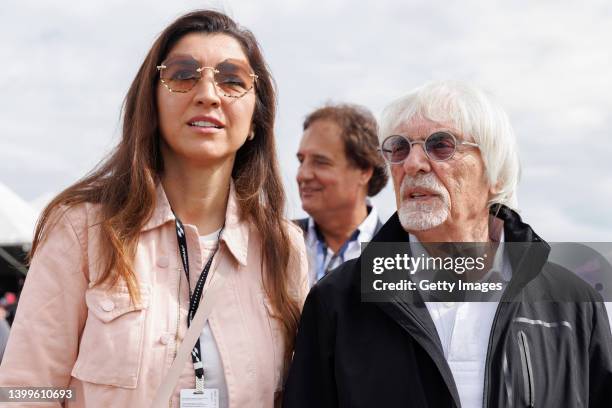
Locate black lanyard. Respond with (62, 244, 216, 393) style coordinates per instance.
(174, 216, 224, 390)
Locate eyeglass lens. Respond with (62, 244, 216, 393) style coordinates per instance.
(382, 132, 457, 162)
(159, 55, 255, 97)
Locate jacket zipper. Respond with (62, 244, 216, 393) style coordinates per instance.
(482, 241, 548, 407)
(518, 330, 535, 407)
(482, 273, 528, 407)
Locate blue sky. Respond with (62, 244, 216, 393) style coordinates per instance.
(1, 0, 611, 240)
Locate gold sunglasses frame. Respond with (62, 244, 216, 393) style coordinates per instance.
(156, 62, 258, 99)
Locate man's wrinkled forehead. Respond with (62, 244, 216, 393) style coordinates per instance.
(392, 116, 460, 139)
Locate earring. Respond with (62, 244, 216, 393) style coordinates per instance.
(248, 130, 255, 141)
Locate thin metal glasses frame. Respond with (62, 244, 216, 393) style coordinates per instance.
(156, 64, 258, 99)
(379, 132, 479, 164)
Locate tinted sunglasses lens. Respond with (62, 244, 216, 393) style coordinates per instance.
(425, 132, 456, 160)
(160, 58, 200, 92)
(214, 61, 254, 97)
(382, 135, 411, 163)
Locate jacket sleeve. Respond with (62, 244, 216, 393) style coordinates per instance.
(283, 284, 338, 408)
(0, 207, 89, 407)
(588, 301, 612, 407)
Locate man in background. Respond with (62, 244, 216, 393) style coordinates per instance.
(295, 104, 388, 285)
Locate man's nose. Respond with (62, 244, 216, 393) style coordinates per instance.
(401, 143, 432, 176)
(297, 161, 314, 183)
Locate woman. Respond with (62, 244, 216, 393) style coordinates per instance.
(0, 10, 308, 408)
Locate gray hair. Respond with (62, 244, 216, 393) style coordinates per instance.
(379, 80, 520, 210)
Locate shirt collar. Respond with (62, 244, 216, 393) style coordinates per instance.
(306, 205, 380, 246)
(358, 205, 380, 242)
(142, 182, 249, 266)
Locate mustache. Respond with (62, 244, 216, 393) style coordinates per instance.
(400, 173, 448, 198)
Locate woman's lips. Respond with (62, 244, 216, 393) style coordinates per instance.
(187, 115, 225, 128)
(187, 124, 223, 134)
(186, 116, 225, 134)
(300, 187, 322, 197)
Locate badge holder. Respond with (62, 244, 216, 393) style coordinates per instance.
(179, 388, 219, 408)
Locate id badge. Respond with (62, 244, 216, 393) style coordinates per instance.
(180, 389, 219, 408)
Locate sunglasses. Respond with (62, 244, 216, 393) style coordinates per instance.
(156, 54, 258, 98)
(380, 132, 479, 163)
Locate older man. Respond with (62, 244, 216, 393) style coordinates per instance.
(284, 81, 612, 407)
(295, 104, 388, 285)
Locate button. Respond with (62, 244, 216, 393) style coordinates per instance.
(159, 334, 173, 345)
(100, 299, 115, 312)
(157, 256, 169, 268)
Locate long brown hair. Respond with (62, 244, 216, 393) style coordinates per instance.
(31, 10, 301, 360)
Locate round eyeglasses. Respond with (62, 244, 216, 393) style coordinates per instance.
(379, 132, 479, 163)
(156, 55, 258, 98)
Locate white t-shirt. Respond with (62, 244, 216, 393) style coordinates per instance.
(198, 230, 228, 408)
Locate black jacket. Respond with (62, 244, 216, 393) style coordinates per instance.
(283, 207, 612, 407)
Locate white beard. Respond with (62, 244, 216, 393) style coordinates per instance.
(398, 173, 451, 231)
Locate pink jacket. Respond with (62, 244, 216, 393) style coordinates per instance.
(0, 184, 309, 407)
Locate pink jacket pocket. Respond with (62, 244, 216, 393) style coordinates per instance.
(71, 284, 150, 388)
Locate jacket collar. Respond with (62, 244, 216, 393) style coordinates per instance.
(489, 203, 544, 244)
(371, 205, 551, 289)
(220, 183, 249, 266)
(488, 204, 550, 297)
(371, 204, 548, 245)
(142, 182, 249, 266)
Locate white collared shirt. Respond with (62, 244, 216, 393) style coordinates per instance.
(409, 228, 512, 408)
(305, 205, 380, 286)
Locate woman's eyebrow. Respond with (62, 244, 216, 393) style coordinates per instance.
(163, 52, 193, 59)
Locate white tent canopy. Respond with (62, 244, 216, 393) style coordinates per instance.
(0, 182, 37, 246)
